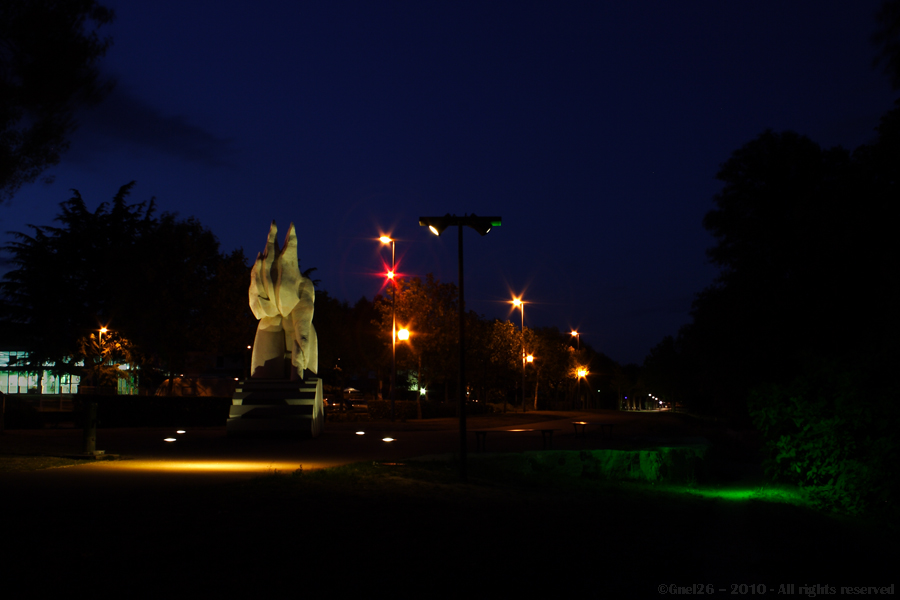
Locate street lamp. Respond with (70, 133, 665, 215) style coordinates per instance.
(577, 367, 588, 410)
(379, 235, 397, 421)
(511, 296, 526, 413)
(526, 354, 536, 410)
(571, 330, 579, 350)
(419, 213, 501, 482)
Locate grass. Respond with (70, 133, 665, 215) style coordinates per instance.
(2, 452, 893, 594)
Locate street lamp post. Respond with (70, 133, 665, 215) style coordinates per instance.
(419, 214, 501, 482)
(84, 326, 108, 455)
(571, 330, 579, 350)
(379, 236, 397, 422)
(577, 367, 588, 410)
(512, 297, 526, 413)
(526, 354, 535, 409)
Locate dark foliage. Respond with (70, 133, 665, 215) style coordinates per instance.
(749, 365, 898, 518)
(0, 0, 115, 203)
(0, 183, 255, 380)
(873, 0, 900, 89)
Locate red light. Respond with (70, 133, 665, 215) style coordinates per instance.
(387, 271, 395, 279)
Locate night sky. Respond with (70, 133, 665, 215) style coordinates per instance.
(1, 0, 895, 365)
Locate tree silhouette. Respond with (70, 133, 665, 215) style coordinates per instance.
(873, 0, 900, 89)
(0, 183, 253, 383)
(0, 1, 115, 203)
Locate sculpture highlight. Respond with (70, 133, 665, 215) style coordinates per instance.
(249, 221, 318, 378)
(226, 221, 324, 437)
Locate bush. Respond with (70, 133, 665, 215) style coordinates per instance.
(749, 365, 898, 517)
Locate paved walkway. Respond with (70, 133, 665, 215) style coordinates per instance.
(0, 409, 711, 494)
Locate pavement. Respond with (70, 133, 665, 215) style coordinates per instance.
(0, 408, 714, 492)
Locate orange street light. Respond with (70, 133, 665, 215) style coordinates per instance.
(576, 367, 588, 410)
(379, 234, 397, 421)
(397, 328, 410, 341)
(510, 296, 526, 413)
(571, 330, 580, 350)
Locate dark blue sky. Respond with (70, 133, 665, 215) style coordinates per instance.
(2, 0, 896, 364)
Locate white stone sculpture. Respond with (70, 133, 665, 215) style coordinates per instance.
(249, 221, 317, 379)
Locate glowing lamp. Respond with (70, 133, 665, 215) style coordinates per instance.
(419, 214, 501, 237)
(397, 328, 409, 341)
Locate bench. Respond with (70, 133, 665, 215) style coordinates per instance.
(571, 421, 615, 439)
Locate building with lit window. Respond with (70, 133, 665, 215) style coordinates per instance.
(0, 349, 84, 395)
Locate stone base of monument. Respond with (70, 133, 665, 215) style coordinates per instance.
(226, 377, 324, 438)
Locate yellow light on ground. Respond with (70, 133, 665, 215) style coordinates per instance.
(99, 460, 309, 473)
(397, 328, 409, 340)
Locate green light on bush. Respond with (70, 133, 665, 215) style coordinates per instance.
(665, 485, 805, 504)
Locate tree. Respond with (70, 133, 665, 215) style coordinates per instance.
(374, 274, 459, 401)
(0, 0, 115, 203)
(77, 328, 136, 388)
(686, 130, 861, 418)
(873, 0, 900, 89)
(0, 183, 254, 384)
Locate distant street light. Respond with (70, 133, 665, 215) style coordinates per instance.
(511, 296, 526, 413)
(379, 235, 397, 421)
(571, 330, 579, 350)
(419, 213, 501, 482)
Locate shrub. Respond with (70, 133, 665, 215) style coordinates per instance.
(749, 365, 898, 517)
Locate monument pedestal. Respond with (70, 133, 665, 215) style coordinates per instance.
(226, 377, 324, 437)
